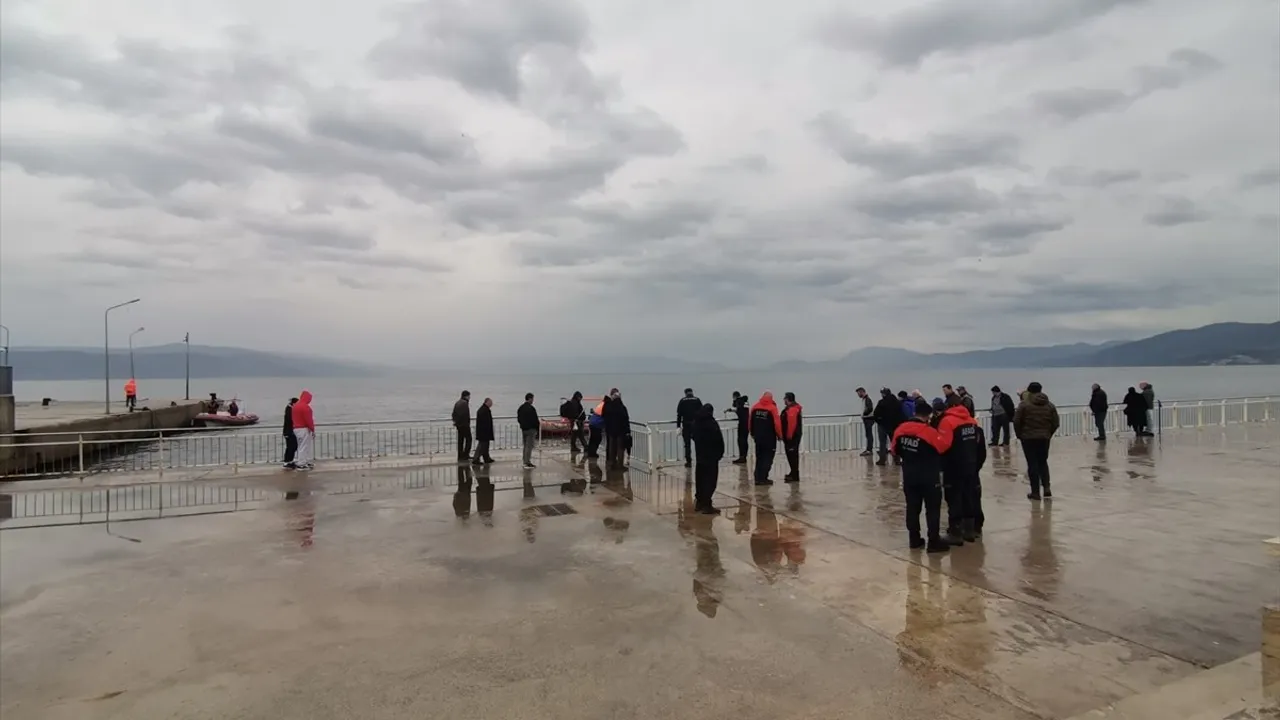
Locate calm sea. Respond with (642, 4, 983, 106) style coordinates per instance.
(14, 366, 1280, 426)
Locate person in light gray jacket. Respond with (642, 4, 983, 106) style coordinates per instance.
(1140, 382, 1155, 430)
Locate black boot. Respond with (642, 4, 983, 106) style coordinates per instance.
(909, 536, 926, 550)
(945, 528, 965, 546)
(732, 457, 746, 465)
(875, 457, 887, 466)
(926, 537, 950, 553)
(1043, 484, 1052, 499)
(962, 518, 977, 542)
(1027, 490, 1041, 500)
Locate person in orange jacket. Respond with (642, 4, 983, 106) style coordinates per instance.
(780, 392, 803, 483)
(748, 392, 782, 486)
(124, 378, 138, 412)
(935, 403, 987, 545)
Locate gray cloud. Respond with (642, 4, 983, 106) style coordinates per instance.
(817, 0, 1144, 67)
(1144, 196, 1210, 227)
(1240, 166, 1280, 189)
(851, 177, 1001, 222)
(811, 112, 1021, 178)
(1048, 166, 1142, 187)
(1032, 49, 1222, 121)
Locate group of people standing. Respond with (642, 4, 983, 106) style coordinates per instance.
(1091, 382, 1157, 439)
(282, 391, 316, 470)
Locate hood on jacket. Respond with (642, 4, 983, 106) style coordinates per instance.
(298, 390, 313, 404)
(1026, 392, 1051, 406)
(941, 405, 971, 421)
(756, 392, 777, 407)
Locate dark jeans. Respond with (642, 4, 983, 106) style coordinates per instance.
(862, 417, 875, 451)
(456, 427, 472, 460)
(990, 416, 1011, 445)
(943, 472, 970, 532)
(472, 439, 492, 462)
(126, 394, 137, 411)
(283, 432, 298, 464)
(1021, 438, 1052, 493)
(877, 424, 892, 456)
(970, 476, 985, 531)
(694, 462, 719, 508)
(587, 426, 602, 457)
(606, 433, 627, 468)
(904, 481, 943, 542)
(736, 427, 749, 460)
(784, 439, 801, 478)
(682, 428, 694, 463)
(1093, 412, 1107, 438)
(754, 443, 776, 482)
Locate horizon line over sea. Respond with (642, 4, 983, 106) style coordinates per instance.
(12, 365, 1280, 426)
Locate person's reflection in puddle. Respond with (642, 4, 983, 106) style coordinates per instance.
(691, 514, 725, 618)
(587, 457, 604, 486)
(453, 465, 474, 519)
(1090, 444, 1110, 482)
(677, 477, 696, 542)
(896, 556, 949, 676)
(750, 492, 782, 583)
(475, 464, 495, 527)
(520, 472, 538, 543)
(944, 532, 994, 676)
(1019, 505, 1060, 602)
(778, 486, 807, 575)
(283, 490, 316, 548)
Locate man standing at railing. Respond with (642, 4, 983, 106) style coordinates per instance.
(560, 391, 586, 454)
(729, 392, 750, 465)
(1089, 384, 1109, 441)
(282, 397, 298, 469)
(124, 378, 138, 412)
(518, 393, 539, 470)
(781, 392, 803, 483)
(989, 386, 1015, 446)
(1013, 382, 1059, 500)
(603, 388, 631, 470)
(452, 390, 472, 463)
(676, 388, 702, 468)
(472, 397, 496, 464)
(291, 390, 315, 471)
(749, 392, 782, 485)
(856, 387, 874, 456)
(873, 388, 905, 466)
(692, 403, 725, 514)
(1140, 382, 1156, 430)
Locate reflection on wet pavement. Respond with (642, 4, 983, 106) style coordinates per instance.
(2, 425, 1278, 719)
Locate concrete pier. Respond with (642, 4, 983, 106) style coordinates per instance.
(2, 399, 205, 476)
(1, 424, 1277, 719)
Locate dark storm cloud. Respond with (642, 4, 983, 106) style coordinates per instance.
(816, 0, 1145, 67)
(1031, 49, 1222, 121)
(991, 272, 1275, 316)
(811, 112, 1021, 179)
(960, 215, 1069, 257)
(1047, 166, 1142, 187)
(1144, 196, 1209, 227)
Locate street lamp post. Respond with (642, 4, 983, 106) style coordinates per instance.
(104, 299, 141, 414)
(128, 327, 145, 380)
(184, 332, 190, 400)
(0, 324, 9, 366)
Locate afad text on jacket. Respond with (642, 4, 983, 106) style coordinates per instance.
(935, 406, 986, 480)
(891, 418, 952, 486)
(748, 392, 783, 448)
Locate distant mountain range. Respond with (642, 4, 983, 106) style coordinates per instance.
(770, 322, 1280, 371)
(7, 344, 381, 381)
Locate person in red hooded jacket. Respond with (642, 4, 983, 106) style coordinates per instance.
(748, 392, 782, 486)
(936, 403, 987, 544)
(780, 392, 803, 483)
(290, 390, 316, 470)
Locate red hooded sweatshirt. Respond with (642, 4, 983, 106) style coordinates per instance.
(291, 390, 315, 432)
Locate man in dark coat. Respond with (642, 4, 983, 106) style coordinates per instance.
(560, 391, 586, 453)
(472, 398, 496, 464)
(1089, 384, 1109, 441)
(452, 390, 472, 462)
(602, 389, 631, 470)
(282, 397, 298, 468)
(676, 388, 703, 468)
(692, 403, 725, 514)
(729, 391, 749, 465)
(872, 388, 905, 466)
(1013, 382, 1060, 500)
(989, 386, 1016, 446)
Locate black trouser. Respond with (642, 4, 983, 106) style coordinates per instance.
(1093, 412, 1107, 438)
(472, 439, 492, 462)
(943, 471, 971, 532)
(862, 417, 875, 451)
(568, 422, 585, 451)
(587, 426, 602, 456)
(754, 442, 776, 482)
(991, 416, 1010, 444)
(736, 426, 748, 459)
(682, 428, 694, 463)
(607, 433, 627, 468)
(456, 427, 472, 460)
(877, 424, 892, 456)
(1021, 438, 1052, 493)
(126, 394, 137, 411)
(284, 432, 298, 464)
(784, 438, 801, 477)
(694, 462, 719, 508)
(904, 481, 943, 542)
(970, 475, 985, 531)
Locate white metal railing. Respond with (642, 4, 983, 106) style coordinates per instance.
(1, 397, 1275, 478)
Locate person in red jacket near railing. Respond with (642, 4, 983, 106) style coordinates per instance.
(748, 392, 783, 486)
(780, 392, 803, 483)
(290, 390, 316, 471)
(892, 402, 953, 553)
(936, 403, 987, 545)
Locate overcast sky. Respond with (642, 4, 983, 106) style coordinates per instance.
(1, 0, 1277, 366)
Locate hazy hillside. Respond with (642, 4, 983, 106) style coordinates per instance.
(1056, 322, 1280, 367)
(8, 345, 383, 381)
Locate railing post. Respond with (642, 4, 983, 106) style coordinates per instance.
(158, 432, 165, 479)
(646, 426, 655, 468)
(1221, 399, 1228, 427)
(77, 434, 85, 479)
(1172, 402, 1179, 429)
(1196, 401, 1203, 428)
(1267, 397, 1273, 422)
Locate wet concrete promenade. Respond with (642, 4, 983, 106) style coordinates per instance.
(2, 425, 1278, 719)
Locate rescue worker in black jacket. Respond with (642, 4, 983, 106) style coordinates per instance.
(873, 388, 906, 466)
(728, 391, 749, 464)
(691, 403, 725, 514)
(749, 392, 783, 485)
(936, 404, 987, 545)
(781, 392, 803, 483)
(676, 388, 702, 468)
(891, 402, 954, 553)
